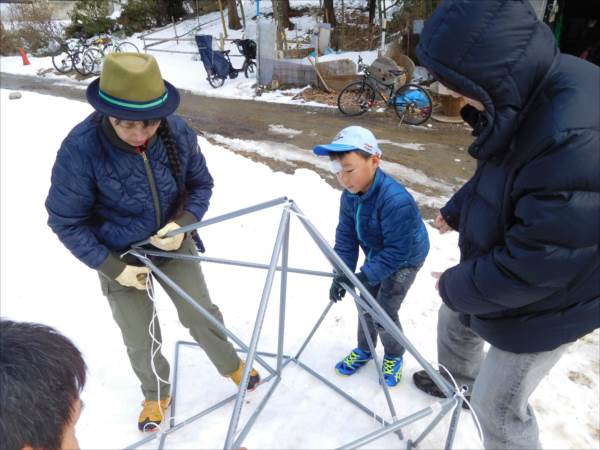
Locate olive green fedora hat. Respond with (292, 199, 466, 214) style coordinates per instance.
(86, 53, 180, 120)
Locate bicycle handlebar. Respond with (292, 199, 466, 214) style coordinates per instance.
(357, 56, 408, 79)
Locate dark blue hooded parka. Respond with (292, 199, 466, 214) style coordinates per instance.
(46, 114, 211, 278)
(417, 0, 600, 353)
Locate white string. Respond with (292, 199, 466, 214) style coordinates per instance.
(145, 273, 170, 429)
(142, 421, 163, 433)
(140, 414, 191, 434)
(434, 362, 484, 444)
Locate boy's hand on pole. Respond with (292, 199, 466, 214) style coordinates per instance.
(150, 221, 184, 251)
(330, 272, 369, 302)
(329, 280, 346, 302)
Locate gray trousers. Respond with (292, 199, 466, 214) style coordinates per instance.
(99, 237, 239, 400)
(357, 266, 420, 357)
(437, 304, 569, 449)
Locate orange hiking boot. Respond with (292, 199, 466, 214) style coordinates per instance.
(227, 359, 260, 391)
(138, 396, 171, 432)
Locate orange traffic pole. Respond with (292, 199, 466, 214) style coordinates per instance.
(18, 48, 30, 65)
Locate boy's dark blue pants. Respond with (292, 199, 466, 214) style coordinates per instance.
(357, 266, 421, 357)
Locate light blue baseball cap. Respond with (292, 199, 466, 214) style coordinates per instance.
(313, 126, 382, 156)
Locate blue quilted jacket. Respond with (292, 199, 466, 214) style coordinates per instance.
(335, 168, 429, 285)
(46, 114, 212, 275)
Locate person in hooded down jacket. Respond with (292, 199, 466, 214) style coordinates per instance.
(410, 1, 599, 448)
(45, 53, 260, 432)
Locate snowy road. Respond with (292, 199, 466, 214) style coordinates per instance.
(1, 72, 475, 216)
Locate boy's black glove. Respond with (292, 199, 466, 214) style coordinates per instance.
(329, 272, 369, 302)
(329, 280, 346, 302)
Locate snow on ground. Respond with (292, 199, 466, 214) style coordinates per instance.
(205, 131, 454, 209)
(378, 140, 426, 151)
(0, 1, 377, 108)
(268, 124, 304, 137)
(1, 89, 598, 449)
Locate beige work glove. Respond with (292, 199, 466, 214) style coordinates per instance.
(150, 221, 184, 251)
(115, 265, 150, 290)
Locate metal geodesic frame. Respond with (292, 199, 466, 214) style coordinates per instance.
(124, 197, 466, 450)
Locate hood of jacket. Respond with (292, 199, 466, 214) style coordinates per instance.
(416, 0, 559, 160)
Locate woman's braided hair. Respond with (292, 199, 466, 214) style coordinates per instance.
(158, 118, 204, 249)
(157, 118, 188, 220)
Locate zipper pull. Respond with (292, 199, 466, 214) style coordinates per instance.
(137, 144, 148, 162)
(136, 140, 148, 155)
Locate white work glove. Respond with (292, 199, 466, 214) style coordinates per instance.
(115, 265, 150, 290)
(150, 221, 184, 251)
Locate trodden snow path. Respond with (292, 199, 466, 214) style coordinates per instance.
(0, 89, 598, 449)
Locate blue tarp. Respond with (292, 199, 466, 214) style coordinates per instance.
(395, 87, 430, 108)
(195, 34, 231, 78)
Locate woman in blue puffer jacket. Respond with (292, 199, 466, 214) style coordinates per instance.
(45, 53, 259, 432)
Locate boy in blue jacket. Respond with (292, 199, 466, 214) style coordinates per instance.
(314, 126, 429, 386)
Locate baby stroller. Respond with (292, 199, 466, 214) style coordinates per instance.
(195, 35, 257, 88)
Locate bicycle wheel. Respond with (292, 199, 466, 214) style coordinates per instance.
(244, 60, 257, 78)
(393, 84, 433, 125)
(72, 50, 90, 75)
(79, 48, 103, 76)
(103, 43, 117, 54)
(116, 42, 140, 53)
(52, 46, 73, 73)
(337, 81, 376, 116)
(207, 73, 226, 88)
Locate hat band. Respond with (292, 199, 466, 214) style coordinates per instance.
(98, 88, 168, 111)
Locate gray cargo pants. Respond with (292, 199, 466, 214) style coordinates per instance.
(437, 304, 569, 449)
(99, 237, 240, 400)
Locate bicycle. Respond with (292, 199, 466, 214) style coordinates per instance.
(83, 35, 140, 76)
(91, 33, 139, 54)
(51, 33, 140, 77)
(204, 38, 257, 88)
(51, 35, 90, 76)
(337, 56, 433, 125)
